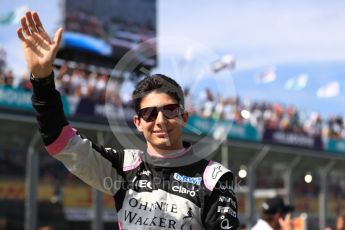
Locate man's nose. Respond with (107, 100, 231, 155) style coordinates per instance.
(155, 111, 167, 124)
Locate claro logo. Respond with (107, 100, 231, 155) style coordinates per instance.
(172, 186, 196, 197)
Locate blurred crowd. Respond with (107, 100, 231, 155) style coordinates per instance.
(0, 69, 32, 91)
(54, 63, 124, 107)
(66, 12, 104, 38)
(193, 87, 345, 140)
(1, 63, 345, 140)
(0, 64, 126, 107)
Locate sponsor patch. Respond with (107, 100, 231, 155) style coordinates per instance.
(218, 196, 237, 208)
(220, 215, 234, 229)
(173, 173, 202, 185)
(172, 186, 196, 197)
(217, 206, 237, 218)
(217, 181, 235, 196)
(135, 180, 152, 190)
(212, 166, 222, 179)
(139, 170, 152, 176)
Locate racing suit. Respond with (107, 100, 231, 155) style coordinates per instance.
(31, 73, 239, 230)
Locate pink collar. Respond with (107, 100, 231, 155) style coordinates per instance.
(147, 146, 191, 159)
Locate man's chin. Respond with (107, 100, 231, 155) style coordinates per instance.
(151, 139, 174, 150)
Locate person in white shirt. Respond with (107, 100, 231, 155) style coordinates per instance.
(251, 196, 294, 230)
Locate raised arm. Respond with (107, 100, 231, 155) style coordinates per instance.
(16, 11, 124, 196)
(17, 11, 62, 78)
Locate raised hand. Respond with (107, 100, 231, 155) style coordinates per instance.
(17, 11, 63, 78)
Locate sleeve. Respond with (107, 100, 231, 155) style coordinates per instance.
(31, 72, 124, 195)
(203, 172, 240, 230)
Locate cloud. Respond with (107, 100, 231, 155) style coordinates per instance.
(160, 0, 345, 70)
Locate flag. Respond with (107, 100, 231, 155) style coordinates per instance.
(211, 54, 236, 73)
(285, 74, 308, 91)
(316, 81, 340, 98)
(256, 66, 276, 83)
(0, 5, 28, 25)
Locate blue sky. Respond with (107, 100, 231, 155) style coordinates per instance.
(1, 0, 344, 117)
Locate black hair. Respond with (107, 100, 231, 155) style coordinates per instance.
(261, 211, 275, 222)
(132, 74, 185, 113)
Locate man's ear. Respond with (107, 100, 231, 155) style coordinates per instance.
(133, 115, 143, 132)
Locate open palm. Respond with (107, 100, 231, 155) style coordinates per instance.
(17, 11, 63, 78)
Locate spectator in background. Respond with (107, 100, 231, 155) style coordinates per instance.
(183, 87, 196, 115)
(212, 95, 225, 120)
(336, 214, 345, 230)
(200, 88, 215, 118)
(327, 116, 344, 139)
(55, 63, 72, 95)
(77, 67, 91, 98)
(94, 72, 108, 103)
(18, 73, 33, 91)
(3, 70, 14, 88)
(222, 98, 234, 120)
(249, 103, 264, 131)
(105, 78, 121, 106)
(304, 112, 323, 136)
(0, 47, 6, 73)
(0, 71, 4, 85)
(251, 196, 294, 230)
(69, 68, 84, 96)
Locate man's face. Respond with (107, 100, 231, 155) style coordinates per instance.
(133, 91, 188, 151)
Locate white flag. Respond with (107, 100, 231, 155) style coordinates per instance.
(316, 81, 340, 98)
(211, 54, 236, 73)
(285, 74, 308, 91)
(256, 67, 276, 83)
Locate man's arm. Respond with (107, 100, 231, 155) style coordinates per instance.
(18, 11, 124, 195)
(30, 71, 124, 195)
(203, 172, 240, 230)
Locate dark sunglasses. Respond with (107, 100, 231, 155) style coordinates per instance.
(138, 104, 183, 122)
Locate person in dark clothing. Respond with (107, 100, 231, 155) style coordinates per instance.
(17, 11, 239, 229)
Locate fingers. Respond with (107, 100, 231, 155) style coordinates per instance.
(17, 28, 26, 42)
(18, 10, 62, 52)
(32, 12, 45, 33)
(25, 11, 39, 34)
(20, 17, 31, 36)
(19, 11, 43, 37)
(52, 28, 63, 52)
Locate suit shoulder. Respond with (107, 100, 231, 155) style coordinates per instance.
(203, 160, 232, 191)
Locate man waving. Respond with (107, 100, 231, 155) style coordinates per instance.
(17, 11, 239, 229)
